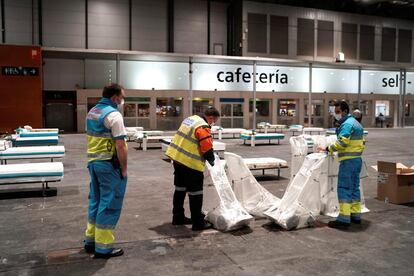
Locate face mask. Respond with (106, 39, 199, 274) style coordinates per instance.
(117, 98, 125, 111)
(333, 113, 342, 121)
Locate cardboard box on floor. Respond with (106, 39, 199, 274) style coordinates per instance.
(377, 161, 414, 204)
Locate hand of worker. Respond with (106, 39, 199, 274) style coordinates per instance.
(316, 146, 327, 153)
(208, 159, 215, 167)
(121, 169, 127, 179)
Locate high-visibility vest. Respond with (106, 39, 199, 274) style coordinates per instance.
(166, 115, 209, 172)
(329, 114, 365, 162)
(86, 98, 118, 162)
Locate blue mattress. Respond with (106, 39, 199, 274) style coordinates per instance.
(240, 133, 285, 140)
(12, 137, 59, 147)
(19, 132, 58, 138)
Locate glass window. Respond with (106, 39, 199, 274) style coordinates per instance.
(351, 100, 369, 116)
(305, 100, 324, 117)
(405, 103, 410, 117)
(375, 100, 390, 117)
(124, 103, 137, 117)
(123, 97, 150, 128)
(87, 97, 101, 112)
(278, 99, 296, 117)
(85, 59, 116, 89)
(156, 97, 183, 130)
(193, 98, 214, 115)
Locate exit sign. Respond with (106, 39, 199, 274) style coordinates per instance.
(1, 66, 39, 76)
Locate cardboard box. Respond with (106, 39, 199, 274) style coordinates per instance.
(377, 161, 414, 204)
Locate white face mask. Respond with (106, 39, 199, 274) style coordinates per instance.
(117, 98, 125, 111)
(333, 113, 342, 121)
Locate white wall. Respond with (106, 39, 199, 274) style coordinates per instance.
(88, 0, 129, 50)
(131, 0, 167, 52)
(4, 0, 37, 45)
(174, 0, 208, 54)
(43, 0, 85, 48)
(243, 1, 414, 65)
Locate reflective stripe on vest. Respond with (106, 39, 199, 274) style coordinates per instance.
(166, 115, 209, 172)
(86, 98, 118, 162)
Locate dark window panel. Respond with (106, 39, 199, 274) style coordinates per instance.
(248, 13, 267, 53)
(297, 18, 314, 56)
(382, 27, 396, 62)
(398, 29, 412, 63)
(360, 25, 375, 60)
(270, 15, 288, 55)
(342, 23, 357, 59)
(317, 20, 333, 57)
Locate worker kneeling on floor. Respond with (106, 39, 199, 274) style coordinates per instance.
(319, 100, 365, 229)
(84, 84, 128, 258)
(166, 106, 220, 231)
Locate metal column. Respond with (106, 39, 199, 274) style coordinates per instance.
(253, 61, 257, 132)
(357, 66, 361, 110)
(189, 58, 193, 116)
(116, 53, 120, 84)
(308, 63, 312, 127)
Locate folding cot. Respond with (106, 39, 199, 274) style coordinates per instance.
(240, 132, 285, 146)
(0, 146, 65, 164)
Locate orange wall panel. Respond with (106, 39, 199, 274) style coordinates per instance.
(0, 45, 42, 133)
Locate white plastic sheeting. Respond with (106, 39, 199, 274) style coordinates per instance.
(264, 153, 339, 230)
(289, 136, 308, 179)
(224, 152, 281, 218)
(204, 154, 253, 231)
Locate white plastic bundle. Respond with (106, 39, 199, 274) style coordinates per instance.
(224, 152, 280, 218)
(205, 155, 253, 232)
(265, 153, 330, 230)
(289, 136, 308, 179)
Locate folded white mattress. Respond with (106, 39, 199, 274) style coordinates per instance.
(134, 131, 165, 139)
(212, 127, 246, 134)
(0, 146, 65, 160)
(30, 128, 59, 133)
(240, 133, 285, 140)
(243, 157, 288, 170)
(0, 162, 64, 184)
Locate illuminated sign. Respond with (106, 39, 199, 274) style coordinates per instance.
(1, 66, 39, 76)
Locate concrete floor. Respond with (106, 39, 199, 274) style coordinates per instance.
(1, 128, 414, 275)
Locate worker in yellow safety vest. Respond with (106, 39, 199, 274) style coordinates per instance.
(166, 106, 220, 231)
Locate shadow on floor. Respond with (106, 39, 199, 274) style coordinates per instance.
(149, 222, 202, 239)
(0, 187, 57, 200)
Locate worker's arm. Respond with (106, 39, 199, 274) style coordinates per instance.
(328, 123, 352, 153)
(116, 139, 128, 177)
(195, 126, 214, 166)
(105, 112, 128, 177)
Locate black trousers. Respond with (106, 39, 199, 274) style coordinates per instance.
(172, 162, 204, 223)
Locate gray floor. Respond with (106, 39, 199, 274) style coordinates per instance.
(1, 128, 414, 275)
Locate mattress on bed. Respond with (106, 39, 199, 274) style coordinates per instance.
(0, 146, 65, 160)
(0, 162, 64, 184)
(240, 133, 285, 140)
(19, 131, 59, 138)
(30, 128, 59, 133)
(12, 136, 59, 147)
(243, 157, 288, 170)
(220, 128, 246, 134)
(0, 140, 13, 151)
(303, 127, 324, 132)
(289, 125, 303, 130)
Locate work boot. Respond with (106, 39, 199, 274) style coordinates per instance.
(172, 215, 192, 225)
(94, 248, 124, 259)
(192, 220, 213, 231)
(351, 217, 362, 224)
(84, 244, 95, 254)
(328, 220, 350, 229)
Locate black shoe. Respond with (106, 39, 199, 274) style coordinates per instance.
(192, 220, 213, 231)
(351, 218, 362, 224)
(172, 215, 192, 225)
(84, 244, 95, 254)
(328, 220, 350, 229)
(94, 248, 124, 259)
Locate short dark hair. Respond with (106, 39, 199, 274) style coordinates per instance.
(204, 106, 220, 117)
(334, 100, 349, 114)
(102, 83, 123, 98)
